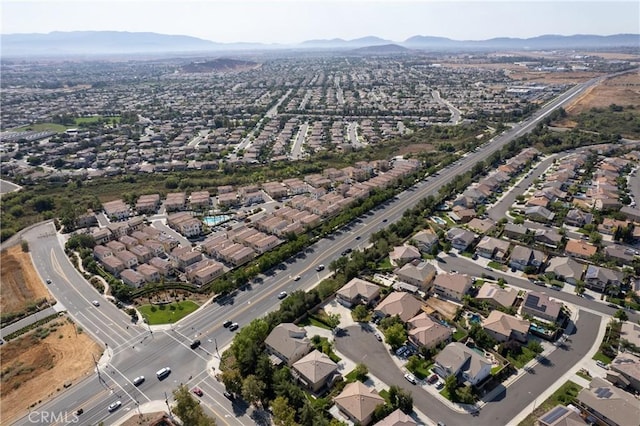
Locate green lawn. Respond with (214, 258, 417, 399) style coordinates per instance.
(592, 352, 613, 364)
(518, 381, 582, 426)
(377, 257, 393, 270)
(75, 115, 120, 125)
(453, 329, 467, 341)
(507, 347, 538, 369)
(487, 261, 506, 271)
(138, 301, 200, 325)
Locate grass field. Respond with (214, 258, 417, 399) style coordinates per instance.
(75, 115, 120, 125)
(138, 301, 200, 325)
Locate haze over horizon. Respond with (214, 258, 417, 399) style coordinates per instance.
(2, 0, 638, 45)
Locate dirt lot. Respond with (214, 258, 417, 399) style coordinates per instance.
(0, 245, 52, 315)
(395, 143, 435, 156)
(565, 72, 640, 115)
(0, 319, 102, 424)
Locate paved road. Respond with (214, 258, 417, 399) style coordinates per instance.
(336, 311, 601, 426)
(0, 306, 60, 340)
(14, 76, 605, 425)
(432, 90, 462, 125)
(290, 122, 308, 159)
(0, 178, 21, 194)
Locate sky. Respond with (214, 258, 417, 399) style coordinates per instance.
(2, 1, 638, 44)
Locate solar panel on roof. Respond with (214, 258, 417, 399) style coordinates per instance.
(524, 294, 541, 309)
(540, 406, 568, 424)
(594, 387, 613, 399)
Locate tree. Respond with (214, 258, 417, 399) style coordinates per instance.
(352, 363, 369, 382)
(271, 396, 298, 426)
(352, 304, 368, 322)
(325, 313, 341, 329)
(444, 374, 458, 400)
(242, 374, 266, 407)
(388, 385, 413, 414)
(614, 309, 628, 322)
(384, 323, 407, 350)
(172, 384, 216, 425)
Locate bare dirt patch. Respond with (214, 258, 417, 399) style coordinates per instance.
(0, 319, 102, 423)
(0, 245, 52, 314)
(395, 143, 435, 156)
(565, 72, 640, 115)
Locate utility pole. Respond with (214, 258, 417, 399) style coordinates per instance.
(164, 391, 173, 420)
(215, 338, 220, 358)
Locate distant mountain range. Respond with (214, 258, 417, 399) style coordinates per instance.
(1, 31, 638, 57)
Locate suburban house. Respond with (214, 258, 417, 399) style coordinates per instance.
(264, 323, 312, 366)
(534, 229, 563, 248)
(167, 211, 202, 238)
(394, 260, 437, 291)
(509, 245, 545, 271)
(103, 199, 130, 221)
(476, 282, 517, 309)
(466, 217, 495, 234)
(137, 263, 161, 283)
(537, 405, 588, 426)
(544, 257, 585, 285)
(432, 273, 473, 302)
(101, 255, 125, 276)
(521, 291, 563, 323)
(292, 349, 339, 393)
(446, 228, 477, 251)
(620, 322, 640, 350)
(503, 223, 529, 240)
(120, 268, 145, 288)
(374, 408, 417, 426)
(407, 312, 452, 349)
(389, 245, 421, 267)
(564, 209, 593, 227)
(576, 377, 640, 426)
(334, 381, 385, 426)
(374, 292, 424, 322)
(604, 245, 636, 264)
(411, 230, 439, 254)
(565, 240, 598, 259)
(336, 278, 381, 307)
(584, 265, 623, 292)
(433, 342, 492, 386)
(610, 352, 640, 392)
(475, 236, 510, 261)
(482, 311, 530, 344)
(524, 206, 555, 222)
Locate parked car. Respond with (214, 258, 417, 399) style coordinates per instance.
(596, 360, 609, 369)
(404, 373, 417, 385)
(395, 346, 409, 357)
(428, 374, 439, 384)
(435, 381, 444, 390)
(192, 387, 204, 397)
(107, 401, 122, 412)
(374, 333, 383, 342)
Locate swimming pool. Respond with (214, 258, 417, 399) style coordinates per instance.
(468, 313, 481, 324)
(203, 215, 232, 227)
(431, 216, 446, 225)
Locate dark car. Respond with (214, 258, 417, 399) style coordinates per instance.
(223, 391, 234, 400)
(223, 320, 232, 328)
(190, 339, 201, 349)
(192, 387, 204, 397)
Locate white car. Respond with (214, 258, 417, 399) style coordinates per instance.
(596, 360, 609, 370)
(132, 376, 145, 386)
(107, 400, 122, 412)
(92, 300, 100, 307)
(404, 373, 417, 385)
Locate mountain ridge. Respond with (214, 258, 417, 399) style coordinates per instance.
(2, 31, 638, 57)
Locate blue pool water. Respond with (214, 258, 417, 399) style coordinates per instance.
(431, 217, 446, 225)
(469, 314, 481, 324)
(203, 215, 232, 227)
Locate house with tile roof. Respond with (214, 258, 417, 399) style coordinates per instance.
(374, 292, 423, 322)
(292, 349, 339, 393)
(407, 312, 452, 349)
(482, 311, 530, 343)
(433, 342, 492, 386)
(432, 273, 473, 302)
(265, 323, 312, 366)
(336, 278, 381, 307)
(476, 282, 517, 309)
(521, 291, 563, 323)
(334, 381, 385, 426)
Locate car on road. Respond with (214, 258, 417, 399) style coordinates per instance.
(374, 333, 382, 341)
(132, 376, 145, 386)
(293, 275, 301, 281)
(437, 422, 446, 426)
(229, 322, 239, 331)
(382, 218, 388, 222)
(404, 373, 417, 385)
(45, 278, 52, 284)
(278, 291, 288, 300)
(223, 391, 234, 400)
(92, 300, 100, 307)
(107, 401, 122, 412)
(607, 303, 619, 309)
(156, 367, 171, 379)
(223, 320, 232, 328)
(316, 264, 325, 272)
(192, 387, 204, 397)
(341, 248, 353, 256)
(355, 236, 361, 240)
(190, 339, 201, 349)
